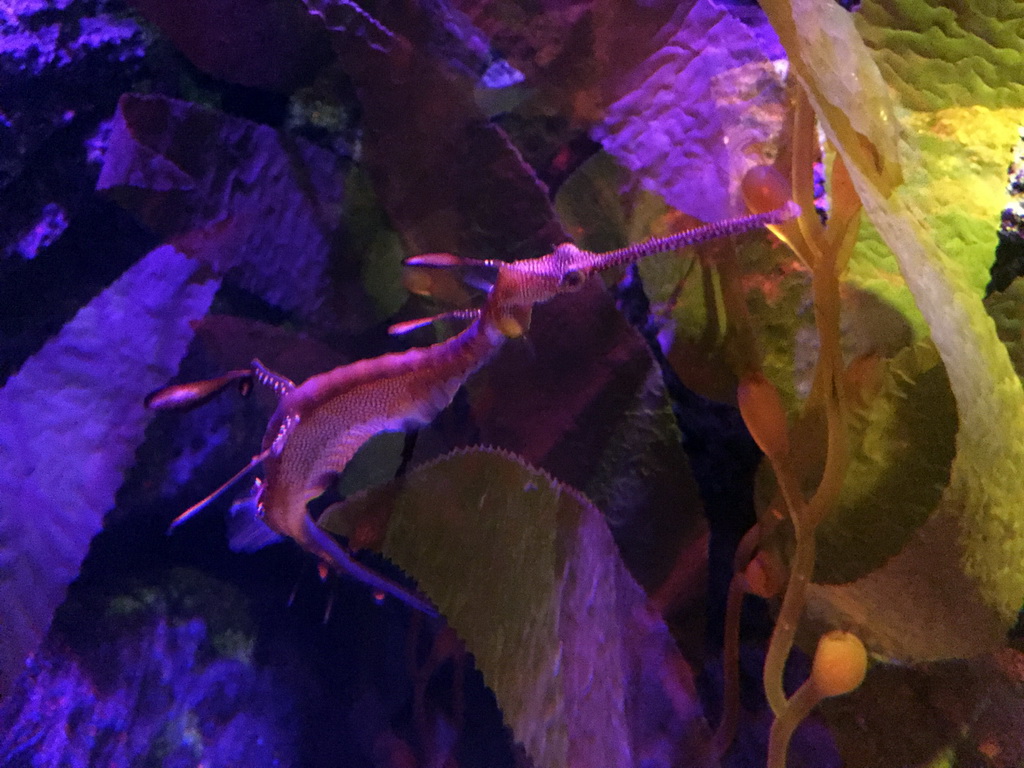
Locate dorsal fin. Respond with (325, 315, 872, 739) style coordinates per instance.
(251, 358, 295, 396)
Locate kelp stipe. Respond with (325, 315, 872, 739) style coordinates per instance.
(712, 86, 868, 766)
(766, 631, 867, 766)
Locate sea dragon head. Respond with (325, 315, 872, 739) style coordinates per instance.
(402, 201, 799, 338)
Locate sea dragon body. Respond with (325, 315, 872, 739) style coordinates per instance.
(150, 202, 798, 614)
(255, 316, 508, 605)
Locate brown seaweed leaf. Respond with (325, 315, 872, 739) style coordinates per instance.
(128, 0, 333, 92)
(0, 245, 219, 695)
(98, 93, 372, 334)
(320, 447, 718, 768)
(302, 0, 566, 261)
(819, 647, 1024, 768)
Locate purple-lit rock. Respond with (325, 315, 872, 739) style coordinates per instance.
(0, 0, 147, 80)
(0, 0, 149, 261)
(0, 569, 298, 767)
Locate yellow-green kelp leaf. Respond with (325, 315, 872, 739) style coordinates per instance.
(801, 182, 1024, 658)
(762, 0, 1024, 660)
(812, 340, 957, 584)
(826, 103, 1024, 346)
(843, 209, 929, 340)
(764, 0, 1024, 337)
(830, 0, 1024, 306)
(895, 109, 1022, 294)
(759, 0, 903, 196)
(855, 0, 1024, 111)
(321, 447, 716, 768)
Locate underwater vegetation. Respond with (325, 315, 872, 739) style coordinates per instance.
(2, 0, 1024, 766)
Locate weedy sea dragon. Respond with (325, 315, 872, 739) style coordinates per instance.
(147, 201, 798, 615)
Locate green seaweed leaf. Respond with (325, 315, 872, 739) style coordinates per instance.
(854, 0, 1024, 111)
(811, 340, 957, 584)
(320, 447, 716, 768)
(765, 0, 1024, 330)
(844, 106, 1024, 321)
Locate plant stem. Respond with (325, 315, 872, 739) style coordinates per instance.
(762, 523, 816, 716)
(764, 203, 847, 716)
(766, 676, 822, 768)
(714, 523, 762, 757)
